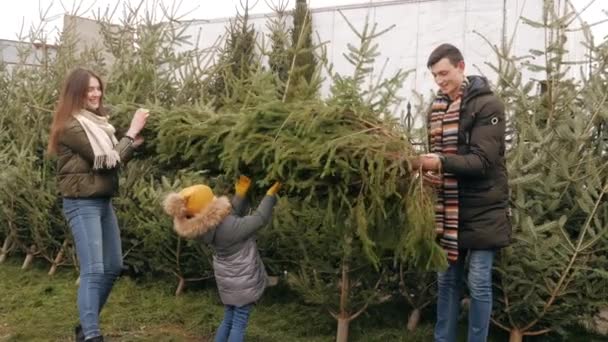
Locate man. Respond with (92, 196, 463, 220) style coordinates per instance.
(411, 44, 511, 342)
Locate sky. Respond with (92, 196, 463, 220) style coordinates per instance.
(0, 0, 376, 41)
(0, 0, 606, 42)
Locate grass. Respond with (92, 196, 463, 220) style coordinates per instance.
(0, 258, 419, 342)
(0, 258, 605, 341)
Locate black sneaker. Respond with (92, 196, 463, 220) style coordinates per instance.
(74, 325, 84, 342)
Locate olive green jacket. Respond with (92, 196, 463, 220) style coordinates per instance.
(56, 117, 135, 198)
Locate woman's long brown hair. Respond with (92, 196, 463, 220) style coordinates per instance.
(47, 68, 105, 155)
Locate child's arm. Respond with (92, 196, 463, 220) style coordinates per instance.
(232, 176, 252, 216)
(226, 194, 278, 242)
(231, 195, 250, 216)
(225, 182, 280, 242)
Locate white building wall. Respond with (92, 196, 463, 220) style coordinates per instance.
(0, 39, 56, 70)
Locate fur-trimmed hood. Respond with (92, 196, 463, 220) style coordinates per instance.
(163, 193, 232, 239)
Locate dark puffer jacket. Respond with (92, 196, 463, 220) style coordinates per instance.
(434, 75, 511, 249)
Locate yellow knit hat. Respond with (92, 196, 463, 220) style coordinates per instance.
(179, 184, 215, 216)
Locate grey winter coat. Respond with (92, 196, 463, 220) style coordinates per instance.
(163, 193, 277, 307)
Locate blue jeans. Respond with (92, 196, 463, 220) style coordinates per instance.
(215, 304, 253, 342)
(63, 197, 123, 339)
(435, 249, 495, 342)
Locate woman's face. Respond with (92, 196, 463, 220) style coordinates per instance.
(86, 76, 102, 110)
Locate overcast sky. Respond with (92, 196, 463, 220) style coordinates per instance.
(0, 0, 606, 42)
(0, 0, 373, 41)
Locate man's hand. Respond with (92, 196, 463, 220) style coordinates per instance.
(422, 171, 443, 187)
(410, 153, 442, 171)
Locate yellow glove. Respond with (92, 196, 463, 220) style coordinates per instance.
(235, 175, 251, 197)
(266, 182, 281, 196)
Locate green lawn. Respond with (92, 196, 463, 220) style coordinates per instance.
(0, 259, 604, 341)
(0, 259, 429, 341)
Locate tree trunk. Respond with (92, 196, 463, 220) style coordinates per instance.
(75, 276, 80, 286)
(21, 244, 36, 269)
(0, 236, 11, 263)
(336, 317, 350, 342)
(48, 239, 68, 276)
(175, 276, 186, 296)
(407, 308, 421, 331)
(509, 329, 524, 342)
(336, 260, 351, 342)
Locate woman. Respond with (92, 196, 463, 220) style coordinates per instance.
(47, 68, 149, 342)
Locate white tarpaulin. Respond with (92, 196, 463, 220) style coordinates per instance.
(177, 0, 589, 122)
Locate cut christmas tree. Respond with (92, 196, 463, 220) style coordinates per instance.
(154, 10, 445, 341)
(487, 1, 608, 340)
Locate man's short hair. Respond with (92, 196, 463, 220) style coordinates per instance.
(427, 44, 464, 68)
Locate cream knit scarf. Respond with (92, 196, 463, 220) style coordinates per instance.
(74, 109, 120, 169)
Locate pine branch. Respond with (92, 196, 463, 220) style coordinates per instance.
(350, 270, 384, 321)
(525, 328, 553, 336)
(522, 180, 607, 331)
(555, 90, 608, 203)
(491, 317, 513, 333)
(282, 0, 311, 102)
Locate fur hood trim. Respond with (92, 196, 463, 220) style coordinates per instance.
(163, 193, 232, 239)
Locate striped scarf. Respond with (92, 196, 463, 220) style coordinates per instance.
(428, 82, 466, 264)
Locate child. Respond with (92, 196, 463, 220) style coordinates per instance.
(163, 176, 280, 342)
